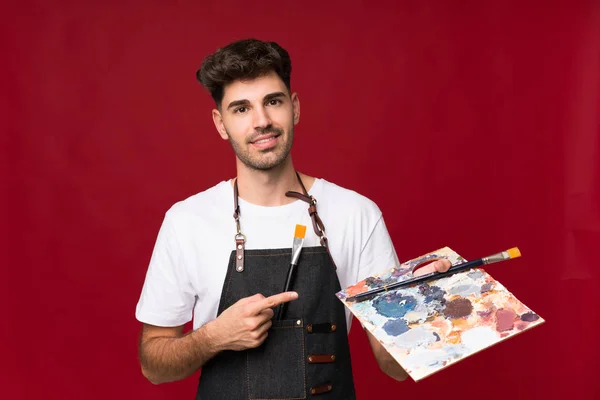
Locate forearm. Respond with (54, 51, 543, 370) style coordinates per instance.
(365, 329, 408, 381)
(140, 321, 221, 384)
(375, 352, 409, 381)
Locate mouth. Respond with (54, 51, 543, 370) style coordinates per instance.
(250, 133, 281, 149)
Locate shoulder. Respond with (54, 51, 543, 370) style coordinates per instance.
(165, 180, 232, 220)
(316, 178, 382, 216)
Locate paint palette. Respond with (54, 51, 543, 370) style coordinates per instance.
(336, 247, 545, 381)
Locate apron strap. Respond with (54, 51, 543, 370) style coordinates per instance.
(232, 173, 338, 271)
(286, 172, 338, 270)
(233, 179, 246, 272)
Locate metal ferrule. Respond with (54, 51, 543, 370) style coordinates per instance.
(291, 237, 304, 265)
(482, 251, 510, 264)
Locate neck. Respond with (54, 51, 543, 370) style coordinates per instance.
(234, 156, 313, 206)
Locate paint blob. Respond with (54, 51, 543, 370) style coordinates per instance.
(443, 298, 473, 319)
(373, 293, 417, 318)
(383, 318, 410, 336)
(520, 312, 540, 322)
(495, 308, 517, 332)
(480, 283, 493, 293)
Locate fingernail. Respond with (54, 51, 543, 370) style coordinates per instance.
(291, 292, 298, 299)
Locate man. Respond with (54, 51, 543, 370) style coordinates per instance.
(135, 38, 450, 399)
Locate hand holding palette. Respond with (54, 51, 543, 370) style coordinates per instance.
(336, 247, 544, 381)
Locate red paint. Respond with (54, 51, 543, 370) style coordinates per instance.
(495, 308, 517, 332)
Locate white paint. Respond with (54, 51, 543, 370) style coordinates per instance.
(404, 303, 430, 323)
(449, 283, 482, 298)
(404, 311, 427, 324)
(393, 327, 438, 349)
(461, 326, 499, 351)
(402, 348, 447, 372)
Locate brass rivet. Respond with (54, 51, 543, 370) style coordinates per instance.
(237, 255, 242, 259)
(237, 244, 242, 249)
(307, 325, 313, 332)
(328, 385, 332, 390)
(296, 320, 301, 326)
(310, 389, 316, 395)
(331, 355, 336, 361)
(308, 356, 313, 362)
(236, 265, 243, 272)
(331, 324, 337, 331)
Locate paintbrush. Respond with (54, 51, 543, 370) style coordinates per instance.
(347, 247, 522, 302)
(275, 224, 307, 320)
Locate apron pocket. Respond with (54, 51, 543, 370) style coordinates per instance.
(246, 318, 306, 399)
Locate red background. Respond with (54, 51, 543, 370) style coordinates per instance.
(2, 1, 599, 399)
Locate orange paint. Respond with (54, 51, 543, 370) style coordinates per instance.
(345, 280, 367, 297)
(446, 330, 462, 344)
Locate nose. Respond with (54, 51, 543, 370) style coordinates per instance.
(253, 105, 271, 130)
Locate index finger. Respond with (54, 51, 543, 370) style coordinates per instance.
(247, 291, 299, 315)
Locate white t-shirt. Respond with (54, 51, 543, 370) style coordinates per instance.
(135, 178, 400, 333)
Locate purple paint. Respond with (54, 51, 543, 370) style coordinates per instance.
(520, 312, 540, 322)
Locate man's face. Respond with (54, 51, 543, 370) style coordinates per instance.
(212, 71, 300, 171)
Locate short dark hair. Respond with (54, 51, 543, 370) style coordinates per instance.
(196, 38, 292, 107)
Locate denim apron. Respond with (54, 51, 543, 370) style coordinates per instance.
(195, 173, 357, 399)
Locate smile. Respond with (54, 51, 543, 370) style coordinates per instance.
(250, 134, 280, 149)
(254, 137, 276, 144)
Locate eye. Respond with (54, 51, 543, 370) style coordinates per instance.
(267, 99, 282, 106)
(234, 106, 248, 114)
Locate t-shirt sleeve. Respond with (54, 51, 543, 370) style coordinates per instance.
(357, 215, 401, 282)
(135, 212, 196, 327)
(354, 215, 401, 330)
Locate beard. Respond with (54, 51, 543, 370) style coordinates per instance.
(227, 125, 294, 171)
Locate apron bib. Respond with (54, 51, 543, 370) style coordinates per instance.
(195, 173, 356, 399)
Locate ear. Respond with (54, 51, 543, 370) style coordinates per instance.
(291, 92, 300, 125)
(212, 109, 229, 140)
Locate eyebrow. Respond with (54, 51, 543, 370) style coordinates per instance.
(226, 92, 287, 110)
(264, 92, 286, 102)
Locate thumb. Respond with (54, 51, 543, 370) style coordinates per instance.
(434, 259, 452, 272)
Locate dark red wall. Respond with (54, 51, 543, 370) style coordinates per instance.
(2, 1, 598, 399)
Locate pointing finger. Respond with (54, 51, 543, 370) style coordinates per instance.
(247, 291, 299, 315)
(237, 293, 265, 306)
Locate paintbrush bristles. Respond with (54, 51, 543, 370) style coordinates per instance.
(294, 224, 307, 239)
(507, 247, 521, 259)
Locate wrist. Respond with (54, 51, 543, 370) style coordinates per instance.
(200, 319, 225, 353)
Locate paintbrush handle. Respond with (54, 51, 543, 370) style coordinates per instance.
(276, 263, 298, 320)
(350, 259, 484, 302)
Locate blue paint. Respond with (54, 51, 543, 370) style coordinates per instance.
(419, 285, 446, 303)
(383, 318, 410, 336)
(373, 293, 417, 318)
